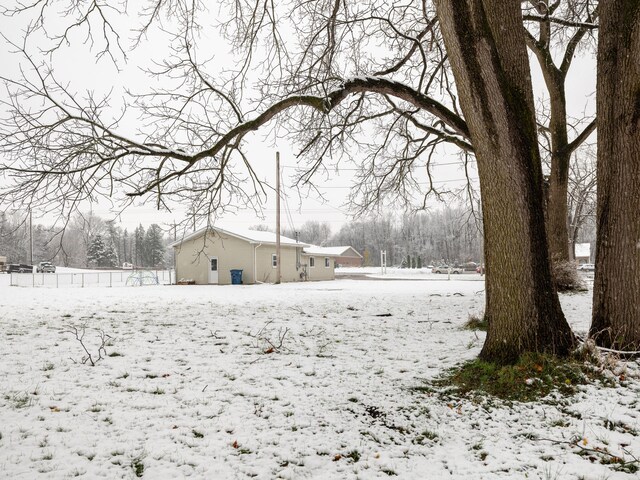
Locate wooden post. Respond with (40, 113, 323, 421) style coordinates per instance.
(276, 151, 281, 285)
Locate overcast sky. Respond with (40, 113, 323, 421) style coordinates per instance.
(0, 4, 596, 234)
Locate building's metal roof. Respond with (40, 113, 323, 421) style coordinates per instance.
(169, 225, 307, 248)
(302, 246, 363, 258)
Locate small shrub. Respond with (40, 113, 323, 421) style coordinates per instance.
(552, 258, 587, 292)
(192, 429, 204, 438)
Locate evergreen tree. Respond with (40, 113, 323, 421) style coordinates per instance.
(122, 229, 130, 264)
(87, 234, 117, 267)
(134, 224, 145, 267)
(145, 224, 165, 268)
(105, 220, 122, 265)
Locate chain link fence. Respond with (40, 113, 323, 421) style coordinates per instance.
(9, 270, 174, 288)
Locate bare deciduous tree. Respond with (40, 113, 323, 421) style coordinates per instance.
(523, 0, 597, 269)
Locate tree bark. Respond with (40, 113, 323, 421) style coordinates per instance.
(590, 3, 640, 350)
(435, 0, 575, 364)
(546, 81, 572, 264)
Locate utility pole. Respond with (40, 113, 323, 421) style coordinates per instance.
(276, 151, 281, 284)
(29, 209, 33, 265)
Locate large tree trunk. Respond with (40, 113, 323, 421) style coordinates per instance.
(590, 4, 640, 350)
(435, 0, 575, 364)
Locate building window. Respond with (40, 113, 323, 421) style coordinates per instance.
(272, 254, 277, 268)
(309, 257, 315, 268)
(324, 257, 330, 268)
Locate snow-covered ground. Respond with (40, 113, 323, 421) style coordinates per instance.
(336, 266, 484, 281)
(0, 275, 637, 479)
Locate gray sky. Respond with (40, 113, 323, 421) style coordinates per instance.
(0, 4, 595, 234)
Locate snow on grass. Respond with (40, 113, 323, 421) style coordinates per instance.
(0, 278, 638, 479)
(336, 266, 483, 281)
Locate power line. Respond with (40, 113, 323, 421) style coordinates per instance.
(306, 177, 479, 189)
(281, 159, 477, 171)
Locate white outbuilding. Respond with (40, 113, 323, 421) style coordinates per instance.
(170, 225, 340, 285)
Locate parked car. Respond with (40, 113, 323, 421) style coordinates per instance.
(476, 264, 485, 275)
(7, 263, 34, 273)
(462, 261, 478, 272)
(577, 263, 595, 272)
(36, 262, 56, 273)
(122, 262, 134, 270)
(0, 255, 6, 273)
(432, 265, 463, 274)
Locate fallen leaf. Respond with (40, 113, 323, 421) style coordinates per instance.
(232, 440, 239, 449)
(333, 454, 342, 462)
(49, 406, 60, 412)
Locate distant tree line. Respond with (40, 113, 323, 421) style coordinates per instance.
(267, 206, 481, 267)
(280, 204, 596, 268)
(330, 208, 484, 267)
(0, 211, 170, 269)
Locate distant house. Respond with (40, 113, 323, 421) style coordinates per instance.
(305, 246, 363, 268)
(574, 243, 591, 264)
(302, 246, 348, 280)
(170, 226, 356, 285)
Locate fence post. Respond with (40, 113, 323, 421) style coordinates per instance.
(56, 274, 59, 288)
(82, 273, 84, 288)
(109, 272, 112, 288)
(10, 272, 13, 287)
(32, 273, 35, 287)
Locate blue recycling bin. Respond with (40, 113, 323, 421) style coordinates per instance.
(230, 269, 243, 285)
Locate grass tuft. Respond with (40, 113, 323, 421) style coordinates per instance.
(131, 455, 144, 477)
(345, 450, 360, 462)
(463, 313, 487, 331)
(429, 352, 614, 402)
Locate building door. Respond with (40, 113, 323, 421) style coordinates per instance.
(208, 257, 219, 284)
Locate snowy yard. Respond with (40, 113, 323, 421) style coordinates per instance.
(0, 274, 638, 479)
